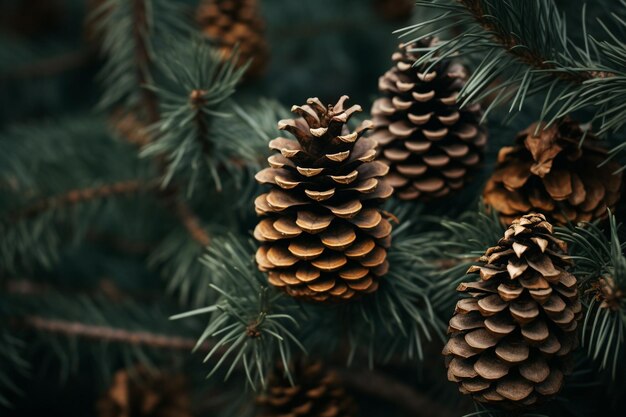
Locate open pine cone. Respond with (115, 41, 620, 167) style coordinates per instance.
(257, 361, 357, 417)
(484, 118, 622, 225)
(197, 0, 268, 78)
(443, 213, 581, 407)
(97, 367, 191, 417)
(254, 96, 393, 302)
(370, 39, 487, 201)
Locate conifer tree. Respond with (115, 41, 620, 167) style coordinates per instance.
(2, 1, 626, 417)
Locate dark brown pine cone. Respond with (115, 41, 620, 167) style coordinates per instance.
(443, 213, 581, 407)
(254, 96, 393, 302)
(197, 0, 269, 78)
(370, 39, 487, 201)
(97, 367, 191, 417)
(256, 361, 357, 417)
(483, 118, 622, 226)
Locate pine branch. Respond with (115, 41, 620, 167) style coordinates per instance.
(457, 0, 613, 82)
(95, 0, 184, 114)
(189, 89, 212, 158)
(0, 331, 28, 408)
(171, 236, 305, 388)
(170, 199, 211, 247)
(0, 289, 216, 384)
(131, 0, 159, 123)
(141, 39, 251, 192)
(9, 179, 157, 222)
(403, 0, 626, 136)
(0, 116, 158, 272)
(557, 212, 626, 376)
(20, 316, 211, 352)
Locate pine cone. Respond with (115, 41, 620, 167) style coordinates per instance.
(197, 0, 269, 78)
(97, 367, 191, 417)
(257, 361, 357, 417)
(373, 0, 414, 22)
(443, 213, 581, 407)
(370, 40, 487, 201)
(254, 96, 393, 302)
(483, 118, 622, 226)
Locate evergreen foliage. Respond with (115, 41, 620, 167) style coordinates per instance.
(2, 0, 626, 416)
(559, 213, 626, 376)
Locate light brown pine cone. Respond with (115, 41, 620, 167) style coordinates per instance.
(254, 96, 393, 302)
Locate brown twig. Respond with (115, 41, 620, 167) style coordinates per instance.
(170, 199, 211, 247)
(458, 0, 613, 82)
(22, 316, 213, 352)
(10, 179, 156, 222)
(336, 367, 458, 417)
(21, 308, 455, 416)
(127, 9, 215, 249)
(4, 277, 164, 304)
(190, 89, 214, 159)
